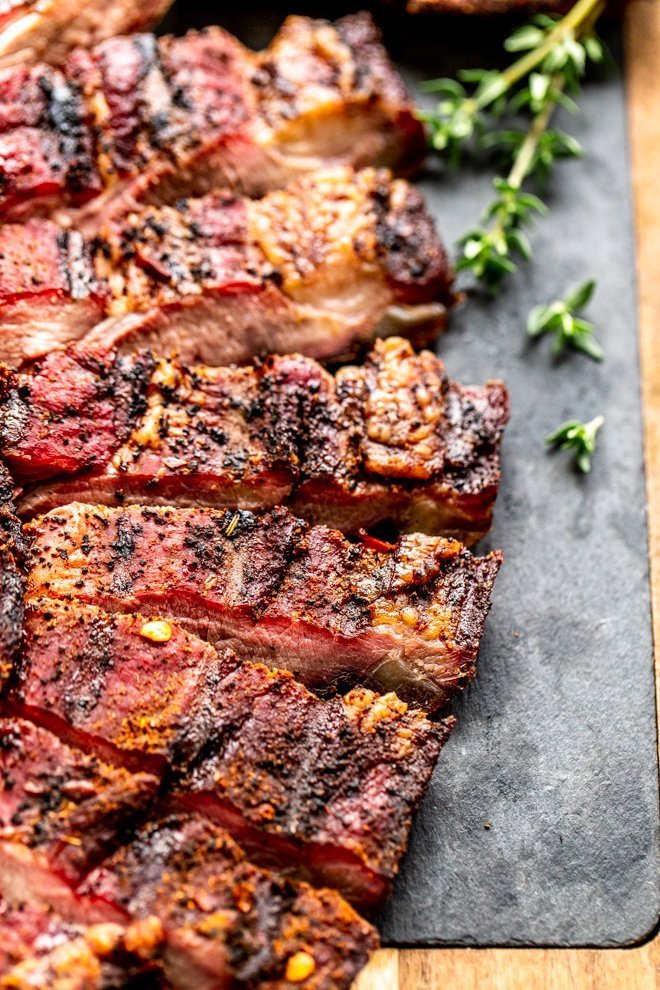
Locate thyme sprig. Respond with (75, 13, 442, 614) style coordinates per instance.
(546, 415, 604, 473)
(420, 0, 607, 289)
(528, 279, 603, 360)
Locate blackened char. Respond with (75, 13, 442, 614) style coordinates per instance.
(0, 13, 425, 230)
(11, 600, 452, 907)
(0, 169, 453, 367)
(25, 503, 502, 709)
(2, 338, 507, 542)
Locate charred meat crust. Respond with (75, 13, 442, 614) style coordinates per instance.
(0, 221, 101, 309)
(0, 13, 425, 225)
(0, 170, 452, 367)
(82, 814, 379, 990)
(0, 347, 154, 482)
(24, 503, 501, 708)
(68, 27, 253, 186)
(0, 718, 159, 883)
(255, 12, 416, 141)
(2, 339, 507, 541)
(371, 178, 452, 300)
(98, 191, 259, 310)
(11, 600, 452, 906)
(336, 13, 424, 162)
(0, 65, 101, 214)
(0, 463, 24, 690)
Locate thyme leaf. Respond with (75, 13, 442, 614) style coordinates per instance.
(546, 415, 604, 472)
(420, 0, 608, 290)
(528, 279, 603, 360)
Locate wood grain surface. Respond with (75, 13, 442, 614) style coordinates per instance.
(356, 0, 660, 985)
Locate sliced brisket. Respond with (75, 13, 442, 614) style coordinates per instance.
(24, 503, 501, 709)
(0, 718, 159, 887)
(0, 719, 378, 985)
(2, 338, 508, 541)
(0, 805, 376, 989)
(0, 14, 425, 228)
(0, 169, 452, 367)
(81, 814, 378, 990)
(10, 600, 452, 907)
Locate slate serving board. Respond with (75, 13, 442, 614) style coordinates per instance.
(162, 2, 660, 948)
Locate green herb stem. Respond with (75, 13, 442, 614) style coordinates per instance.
(457, 76, 564, 288)
(507, 76, 563, 189)
(476, 0, 606, 111)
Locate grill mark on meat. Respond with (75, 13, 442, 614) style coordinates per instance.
(133, 34, 165, 155)
(39, 71, 80, 133)
(109, 511, 138, 595)
(36, 72, 98, 206)
(0, 60, 102, 214)
(79, 814, 379, 990)
(61, 612, 116, 723)
(3, 339, 508, 542)
(24, 503, 501, 708)
(0, 13, 426, 231)
(172, 505, 302, 613)
(9, 600, 452, 906)
(0, 348, 155, 483)
(0, 168, 453, 367)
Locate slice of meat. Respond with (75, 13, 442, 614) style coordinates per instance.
(0, 64, 103, 218)
(13, 601, 239, 772)
(82, 814, 379, 990)
(0, 14, 425, 229)
(0, 728, 377, 985)
(0, 811, 376, 990)
(0, 714, 159, 934)
(0, 0, 173, 69)
(2, 338, 508, 542)
(0, 169, 452, 368)
(251, 12, 426, 177)
(0, 899, 165, 988)
(0, 718, 160, 885)
(24, 503, 501, 708)
(11, 600, 453, 907)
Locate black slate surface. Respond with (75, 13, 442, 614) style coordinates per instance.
(164, 2, 660, 948)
